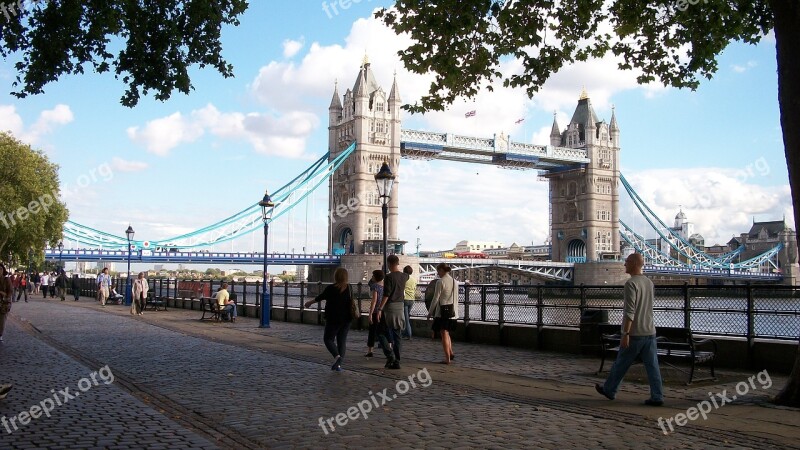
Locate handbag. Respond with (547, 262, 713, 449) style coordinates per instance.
(348, 286, 360, 321)
(439, 278, 456, 319)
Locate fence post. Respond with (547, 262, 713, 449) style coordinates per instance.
(683, 282, 690, 329)
(356, 282, 363, 330)
(746, 282, 755, 368)
(255, 280, 261, 319)
(315, 281, 322, 325)
(480, 286, 487, 322)
(463, 282, 470, 326)
(537, 284, 544, 350)
(579, 283, 587, 318)
(297, 282, 304, 322)
(498, 283, 505, 345)
(241, 280, 248, 317)
(269, 279, 275, 317)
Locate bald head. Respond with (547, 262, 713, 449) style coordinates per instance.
(625, 252, 644, 275)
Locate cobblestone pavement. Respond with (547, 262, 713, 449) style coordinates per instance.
(0, 317, 219, 450)
(2, 298, 798, 449)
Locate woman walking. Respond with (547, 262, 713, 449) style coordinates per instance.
(365, 270, 384, 357)
(131, 272, 149, 315)
(427, 263, 458, 364)
(304, 268, 353, 371)
(0, 264, 12, 342)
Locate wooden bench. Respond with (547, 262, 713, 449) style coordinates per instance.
(145, 292, 167, 311)
(199, 296, 237, 322)
(597, 324, 717, 385)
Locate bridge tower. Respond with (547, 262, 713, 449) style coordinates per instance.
(548, 91, 621, 263)
(327, 58, 403, 256)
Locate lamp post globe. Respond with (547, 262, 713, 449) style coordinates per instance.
(374, 161, 395, 273)
(125, 225, 135, 306)
(258, 190, 275, 328)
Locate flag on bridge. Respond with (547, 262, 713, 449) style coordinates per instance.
(515, 118, 525, 124)
(465, 110, 476, 118)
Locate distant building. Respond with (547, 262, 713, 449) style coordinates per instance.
(660, 208, 705, 261)
(96, 262, 115, 272)
(454, 240, 504, 253)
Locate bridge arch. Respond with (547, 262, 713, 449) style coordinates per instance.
(566, 239, 587, 263)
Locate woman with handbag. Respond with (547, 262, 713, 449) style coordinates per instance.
(427, 263, 458, 364)
(304, 268, 354, 372)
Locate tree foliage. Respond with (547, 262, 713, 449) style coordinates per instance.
(0, 0, 249, 107)
(377, 0, 772, 113)
(0, 132, 68, 263)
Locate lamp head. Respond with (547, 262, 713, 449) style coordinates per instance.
(125, 225, 135, 241)
(374, 161, 395, 200)
(259, 190, 275, 222)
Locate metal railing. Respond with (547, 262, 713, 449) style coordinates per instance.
(139, 279, 799, 342)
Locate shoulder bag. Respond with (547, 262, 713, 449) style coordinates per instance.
(348, 285, 360, 321)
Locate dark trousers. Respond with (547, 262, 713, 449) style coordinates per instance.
(367, 312, 380, 347)
(378, 327, 401, 362)
(323, 321, 351, 361)
(73, 288, 80, 301)
(135, 294, 145, 313)
(16, 288, 27, 302)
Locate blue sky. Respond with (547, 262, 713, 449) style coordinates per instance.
(0, 2, 792, 271)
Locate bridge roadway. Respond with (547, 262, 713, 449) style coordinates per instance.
(1, 297, 796, 449)
(44, 249, 783, 282)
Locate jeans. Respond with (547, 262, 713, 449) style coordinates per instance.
(222, 304, 237, 319)
(16, 288, 27, 302)
(323, 321, 351, 361)
(402, 300, 413, 338)
(603, 335, 663, 402)
(378, 327, 402, 363)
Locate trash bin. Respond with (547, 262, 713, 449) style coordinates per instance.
(580, 309, 609, 355)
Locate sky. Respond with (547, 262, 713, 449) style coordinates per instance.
(0, 2, 792, 271)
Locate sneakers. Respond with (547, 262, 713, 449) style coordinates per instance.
(364, 352, 373, 358)
(0, 384, 11, 400)
(595, 384, 614, 400)
(331, 357, 342, 371)
(388, 361, 401, 370)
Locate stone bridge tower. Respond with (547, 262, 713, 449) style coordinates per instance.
(327, 59, 403, 255)
(548, 91, 621, 262)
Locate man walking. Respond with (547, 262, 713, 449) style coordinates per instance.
(376, 255, 409, 369)
(40, 272, 50, 298)
(595, 252, 664, 406)
(97, 268, 111, 306)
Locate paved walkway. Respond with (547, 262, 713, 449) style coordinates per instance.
(1, 297, 798, 449)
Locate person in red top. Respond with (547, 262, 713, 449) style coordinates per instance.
(15, 273, 28, 303)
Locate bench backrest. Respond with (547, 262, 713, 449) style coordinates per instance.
(655, 326, 692, 342)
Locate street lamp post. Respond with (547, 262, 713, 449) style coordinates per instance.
(57, 241, 64, 272)
(258, 190, 275, 328)
(374, 161, 396, 272)
(125, 225, 135, 306)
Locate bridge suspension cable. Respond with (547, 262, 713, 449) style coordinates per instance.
(63, 142, 357, 249)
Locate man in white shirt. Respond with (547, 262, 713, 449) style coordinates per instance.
(40, 272, 50, 298)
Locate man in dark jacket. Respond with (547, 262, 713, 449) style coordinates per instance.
(55, 271, 68, 301)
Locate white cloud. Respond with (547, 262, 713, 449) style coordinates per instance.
(282, 38, 304, 58)
(111, 157, 149, 172)
(732, 61, 758, 73)
(127, 104, 317, 158)
(622, 168, 792, 246)
(127, 112, 203, 156)
(0, 104, 73, 144)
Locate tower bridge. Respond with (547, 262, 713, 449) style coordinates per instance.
(48, 59, 794, 285)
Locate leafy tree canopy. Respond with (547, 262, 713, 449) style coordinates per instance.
(0, 0, 249, 107)
(377, 0, 772, 113)
(0, 132, 68, 263)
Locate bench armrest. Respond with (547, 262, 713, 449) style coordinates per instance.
(692, 337, 717, 352)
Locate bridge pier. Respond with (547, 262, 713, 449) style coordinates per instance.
(572, 261, 627, 285)
(307, 254, 421, 284)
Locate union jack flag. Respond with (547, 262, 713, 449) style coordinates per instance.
(465, 110, 476, 118)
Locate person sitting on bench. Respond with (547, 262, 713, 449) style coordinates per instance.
(217, 283, 237, 323)
(108, 285, 124, 304)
